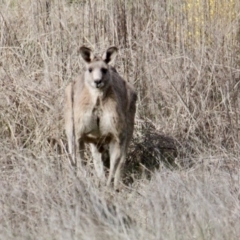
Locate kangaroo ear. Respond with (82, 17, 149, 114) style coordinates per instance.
(79, 46, 93, 63)
(102, 46, 118, 64)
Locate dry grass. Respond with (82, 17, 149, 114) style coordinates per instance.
(0, 0, 240, 239)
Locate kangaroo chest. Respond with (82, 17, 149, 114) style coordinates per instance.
(80, 97, 119, 137)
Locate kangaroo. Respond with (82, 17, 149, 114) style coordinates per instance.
(64, 46, 137, 190)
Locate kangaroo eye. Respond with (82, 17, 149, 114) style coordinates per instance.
(88, 68, 93, 73)
(101, 68, 107, 74)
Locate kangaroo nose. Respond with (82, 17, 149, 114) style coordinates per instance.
(94, 79, 102, 85)
(94, 79, 102, 86)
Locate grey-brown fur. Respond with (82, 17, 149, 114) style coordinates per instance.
(64, 46, 137, 189)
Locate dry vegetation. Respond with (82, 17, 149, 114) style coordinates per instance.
(0, 0, 240, 239)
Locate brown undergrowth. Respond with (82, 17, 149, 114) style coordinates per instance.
(0, 0, 240, 239)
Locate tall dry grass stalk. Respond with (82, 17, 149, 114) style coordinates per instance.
(0, 0, 240, 239)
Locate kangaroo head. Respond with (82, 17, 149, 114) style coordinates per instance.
(79, 46, 118, 89)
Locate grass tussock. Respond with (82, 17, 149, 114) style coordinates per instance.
(0, 0, 240, 239)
